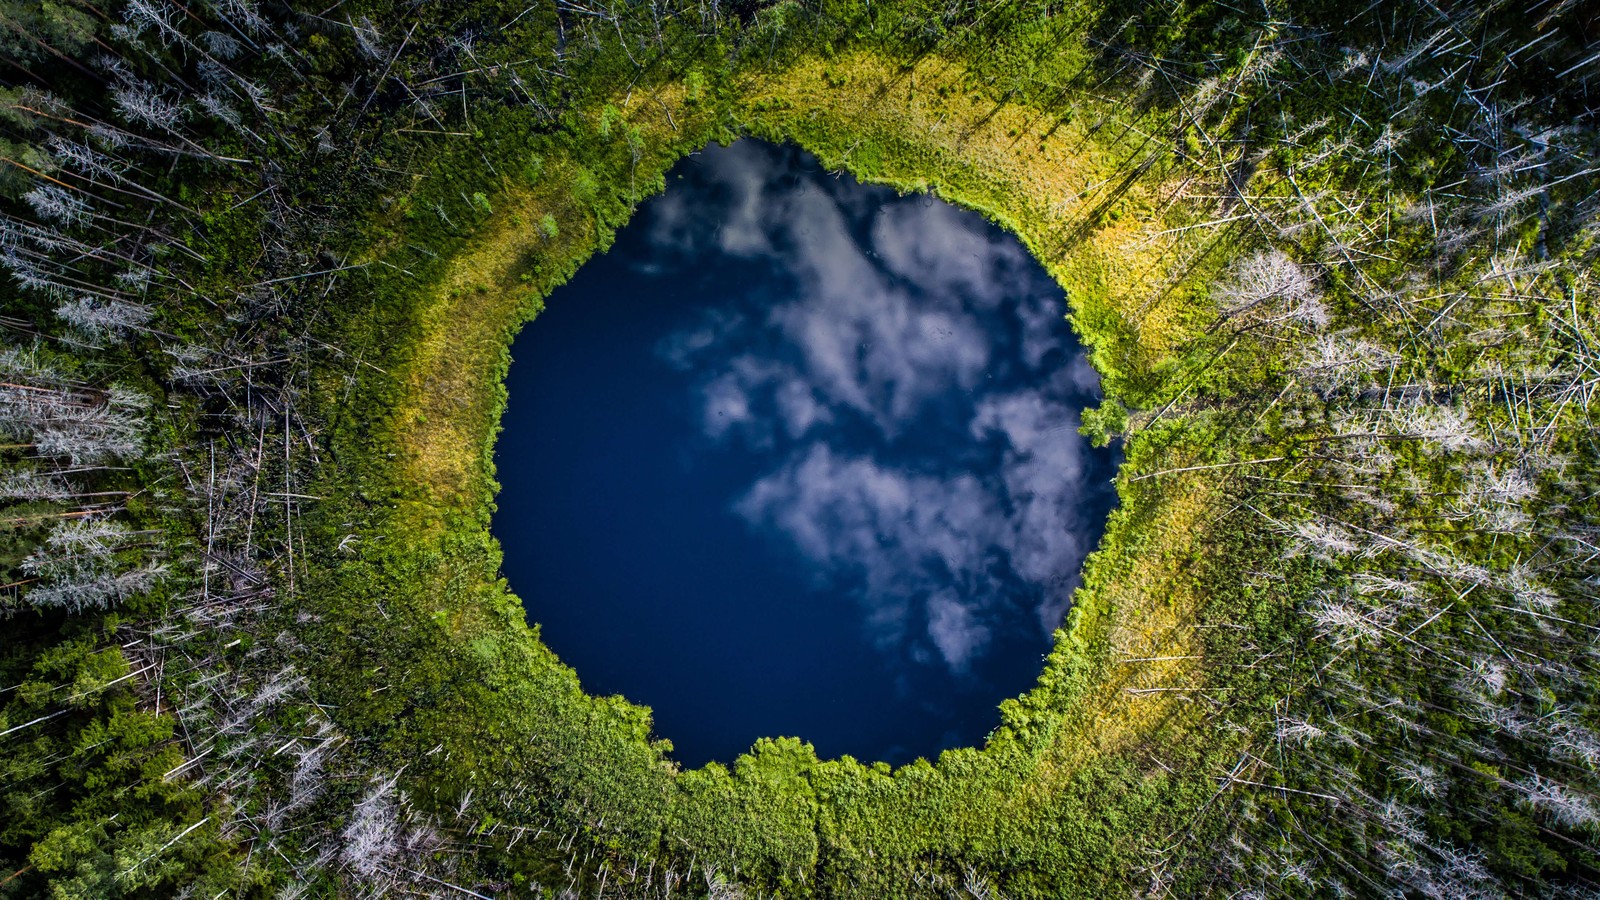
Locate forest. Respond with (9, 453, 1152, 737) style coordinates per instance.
(0, 0, 1597, 896)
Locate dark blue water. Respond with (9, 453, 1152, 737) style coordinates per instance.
(494, 140, 1117, 768)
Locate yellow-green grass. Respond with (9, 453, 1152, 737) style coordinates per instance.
(389, 83, 712, 525)
(377, 46, 1243, 803)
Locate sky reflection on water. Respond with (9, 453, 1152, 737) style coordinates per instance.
(494, 140, 1118, 767)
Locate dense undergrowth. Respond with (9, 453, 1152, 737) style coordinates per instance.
(1, 0, 1597, 896)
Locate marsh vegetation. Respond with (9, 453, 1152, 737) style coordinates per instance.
(0, 0, 1596, 897)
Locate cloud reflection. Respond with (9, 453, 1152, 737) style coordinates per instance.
(650, 141, 1108, 675)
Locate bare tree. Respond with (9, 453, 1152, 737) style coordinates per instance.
(17, 518, 165, 613)
(1215, 248, 1328, 330)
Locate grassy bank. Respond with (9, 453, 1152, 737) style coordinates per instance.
(302, 18, 1295, 896)
(6, 0, 1593, 895)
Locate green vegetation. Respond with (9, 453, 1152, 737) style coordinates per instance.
(0, 0, 1596, 896)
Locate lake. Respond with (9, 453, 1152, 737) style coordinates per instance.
(493, 139, 1118, 768)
